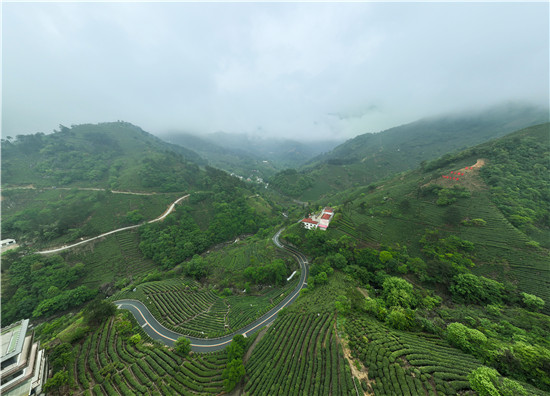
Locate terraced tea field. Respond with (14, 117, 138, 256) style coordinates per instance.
(344, 315, 548, 396)
(117, 277, 299, 338)
(72, 315, 227, 396)
(61, 230, 157, 287)
(245, 312, 355, 396)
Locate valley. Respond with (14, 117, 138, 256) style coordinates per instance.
(1, 118, 549, 396)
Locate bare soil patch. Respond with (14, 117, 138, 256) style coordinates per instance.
(336, 325, 374, 396)
(422, 158, 488, 192)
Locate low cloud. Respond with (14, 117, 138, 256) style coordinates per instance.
(2, 2, 548, 140)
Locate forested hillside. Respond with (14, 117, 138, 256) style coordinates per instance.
(1, 121, 205, 190)
(1, 124, 282, 330)
(270, 104, 548, 200)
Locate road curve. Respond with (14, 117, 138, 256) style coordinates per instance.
(37, 194, 190, 255)
(115, 228, 309, 352)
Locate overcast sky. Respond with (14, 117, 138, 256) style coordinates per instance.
(2, 2, 548, 141)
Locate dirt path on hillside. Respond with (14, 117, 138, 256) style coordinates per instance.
(421, 158, 487, 191)
(243, 326, 269, 364)
(471, 158, 485, 168)
(2, 185, 168, 195)
(36, 194, 189, 254)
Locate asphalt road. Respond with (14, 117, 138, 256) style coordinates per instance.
(115, 228, 309, 352)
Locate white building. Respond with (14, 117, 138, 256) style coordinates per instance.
(301, 218, 319, 230)
(301, 207, 334, 231)
(1, 319, 47, 396)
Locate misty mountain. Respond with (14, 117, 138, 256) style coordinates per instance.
(158, 131, 342, 179)
(270, 103, 548, 200)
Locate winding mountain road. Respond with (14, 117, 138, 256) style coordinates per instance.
(37, 194, 189, 255)
(115, 228, 309, 352)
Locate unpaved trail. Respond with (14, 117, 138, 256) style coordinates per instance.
(2, 185, 164, 195)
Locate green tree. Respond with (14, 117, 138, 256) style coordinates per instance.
(326, 253, 347, 270)
(521, 292, 545, 311)
(468, 366, 526, 396)
(223, 358, 246, 392)
(450, 273, 504, 305)
(125, 209, 144, 224)
(128, 334, 141, 345)
(83, 299, 117, 325)
(385, 307, 411, 330)
(175, 337, 191, 356)
(43, 370, 69, 395)
(379, 251, 393, 264)
(314, 271, 328, 285)
(446, 322, 487, 355)
(381, 276, 416, 309)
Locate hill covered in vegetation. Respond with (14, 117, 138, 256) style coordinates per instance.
(1, 121, 206, 190)
(277, 123, 550, 394)
(3, 120, 548, 396)
(269, 103, 548, 200)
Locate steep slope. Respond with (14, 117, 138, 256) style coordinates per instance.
(291, 123, 549, 304)
(275, 103, 548, 200)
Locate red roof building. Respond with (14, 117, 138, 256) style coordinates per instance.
(301, 218, 319, 230)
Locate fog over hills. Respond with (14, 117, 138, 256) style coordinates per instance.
(3, 2, 548, 140)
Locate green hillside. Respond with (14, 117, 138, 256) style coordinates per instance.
(1, 121, 206, 190)
(287, 123, 549, 304)
(1, 188, 181, 248)
(1, 123, 281, 328)
(273, 123, 550, 394)
(272, 104, 548, 200)
(5, 120, 549, 396)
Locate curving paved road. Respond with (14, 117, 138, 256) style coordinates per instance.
(115, 228, 309, 352)
(37, 194, 189, 255)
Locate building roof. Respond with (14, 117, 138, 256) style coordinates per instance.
(323, 207, 334, 213)
(1, 319, 29, 364)
(301, 218, 318, 225)
(321, 213, 331, 220)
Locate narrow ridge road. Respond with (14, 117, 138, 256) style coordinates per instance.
(115, 228, 309, 352)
